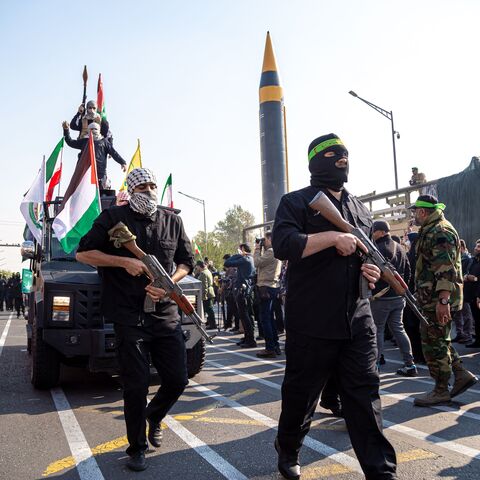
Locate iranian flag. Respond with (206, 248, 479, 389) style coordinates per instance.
(20, 159, 45, 244)
(52, 134, 101, 253)
(45, 138, 64, 202)
(97, 73, 106, 120)
(160, 173, 173, 208)
(193, 240, 202, 257)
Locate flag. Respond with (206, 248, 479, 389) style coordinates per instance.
(119, 139, 142, 191)
(45, 138, 64, 202)
(52, 134, 101, 253)
(160, 173, 173, 208)
(97, 73, 106, 120)
(193, 240, 202, 257)
(20, 159, 45, 244)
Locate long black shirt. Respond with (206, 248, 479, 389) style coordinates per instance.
(272, 186, 373, 339)
(464, 255, 480, 302)
(372, 235, 411, 298)
(77, 204, 194, 327)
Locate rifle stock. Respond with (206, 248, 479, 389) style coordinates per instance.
(309, 191, 430, 327)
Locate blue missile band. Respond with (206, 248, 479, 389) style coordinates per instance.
(260, 71, 280, 87)
(308, 138, 345, 161)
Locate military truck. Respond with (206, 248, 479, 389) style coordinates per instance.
(21, 194, 207, 390)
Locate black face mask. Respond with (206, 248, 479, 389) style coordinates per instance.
(309, 145, 349, 191)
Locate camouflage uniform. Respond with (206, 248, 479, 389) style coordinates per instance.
(415, 209, 463, 388)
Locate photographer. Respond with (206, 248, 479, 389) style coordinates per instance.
(253, 232, 282, 358)
(224, 244, 256, 347)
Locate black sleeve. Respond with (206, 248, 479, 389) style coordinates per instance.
(173, 216, 194, 273)
(105, 142, 126, 166)
(100, 119, 110, 137)
(271, 194, 308, 263)
(63, 128, 84, 150)
(77, 210, 113, 253)
(70, 112, 82, 132)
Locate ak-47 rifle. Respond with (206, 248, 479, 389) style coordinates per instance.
(82, 65, 88, 108)
(309, 191, 430, 327)
(108, 222, 215, 344)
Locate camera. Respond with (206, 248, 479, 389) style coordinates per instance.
(255, 237, 265, 247)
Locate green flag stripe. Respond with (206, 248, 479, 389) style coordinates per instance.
(58, 194, 100, 254)
(160, 174, 172, 204)
(46, 138, 64, 182)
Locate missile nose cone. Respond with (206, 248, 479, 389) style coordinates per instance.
(262, 31, 278, 73)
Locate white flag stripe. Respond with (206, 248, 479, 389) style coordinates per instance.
(53, 169, 96, 240)
(20, 159, 45, 244)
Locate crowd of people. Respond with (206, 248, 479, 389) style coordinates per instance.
(0, 272, 25, 318)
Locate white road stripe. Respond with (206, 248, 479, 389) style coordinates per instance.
(50, 387, 105, 480)
(164, 416, 248, 480)
(205, 357, 480, 462)
(0, 313, 13, 357)
(189, 378, 364, 473)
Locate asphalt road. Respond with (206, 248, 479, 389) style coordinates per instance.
(1, 310, 479, 480)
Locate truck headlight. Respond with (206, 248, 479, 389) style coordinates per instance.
(52, 296, 70, 322)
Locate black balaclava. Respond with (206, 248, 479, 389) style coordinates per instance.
(308, 133, 349, 191)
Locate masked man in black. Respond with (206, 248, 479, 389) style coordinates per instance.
(76, 168, 194, 472)
(272, 133, 397, 480)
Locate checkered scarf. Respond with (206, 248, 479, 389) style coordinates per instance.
(127, 168, 158, 216)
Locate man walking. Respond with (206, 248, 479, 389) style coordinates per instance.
(464, 239, 480, 348)
(196, 260, 217, 329)
(253, 232, 282, 358)
(272, 133, 397, 480)
(410, 195, 477, 406)
(370, 220, 416, 376)
(76, 168, 194, 471)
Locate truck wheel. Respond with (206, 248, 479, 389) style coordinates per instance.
(30, 318, 60, 389)
(186, 337, 206, 378)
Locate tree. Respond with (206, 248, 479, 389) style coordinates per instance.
(191, 205, 255, 271)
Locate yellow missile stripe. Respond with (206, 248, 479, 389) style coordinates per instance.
(259, 85, 284, 103)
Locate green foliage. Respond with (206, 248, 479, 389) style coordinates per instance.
(192, 205, 256, 271)
(0, 269, 14, 278)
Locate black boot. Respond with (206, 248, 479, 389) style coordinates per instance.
(126, 451, 147, 471)
(274, 437, 300, 480)
(147, 419, 163, 448)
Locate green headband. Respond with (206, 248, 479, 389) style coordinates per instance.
(414, 200, 446, 210)
(308, 138, 344, 161)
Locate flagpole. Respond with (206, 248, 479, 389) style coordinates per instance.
(57, 143, 64, 200)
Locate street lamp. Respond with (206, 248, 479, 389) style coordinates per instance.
(349, 90, 400, 190)
(178, 191, 207, 256)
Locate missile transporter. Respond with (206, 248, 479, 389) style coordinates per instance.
(22, 193, 207, 389)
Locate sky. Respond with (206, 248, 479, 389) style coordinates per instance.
(1, 0, 480, 270)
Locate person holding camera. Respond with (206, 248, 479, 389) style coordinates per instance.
(224, 244, 256, 347)
(254, 232, 282, 358)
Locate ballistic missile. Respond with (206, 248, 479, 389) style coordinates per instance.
(259, 32, 288, 223)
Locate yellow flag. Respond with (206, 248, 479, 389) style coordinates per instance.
(119, 139, 142, 191)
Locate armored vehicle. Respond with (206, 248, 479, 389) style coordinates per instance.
(22, 193, 207, 389)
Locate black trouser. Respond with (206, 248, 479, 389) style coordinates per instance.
(235, 289, 255, 343)
(0, 292, 4, 311)
(14, 297, 24, 317)
(278, 322, 397, 479)
(225, 293, 237, 329)
(470, 300, 480, 340)
(114, 320, 188, 456)
(403, 304, 425, 362)
(320, 376, 341, 408)
(273, 295, 285, 332)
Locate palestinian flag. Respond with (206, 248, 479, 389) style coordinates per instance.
(193, 240, 202, 257)
(97, 73, 106, 120)
(52, 134, 101, 253)
(20, 159, 45, 244)
(119, 139, 142, 191)
(160, 173, 173, 208)
(45, 138, 64, 202)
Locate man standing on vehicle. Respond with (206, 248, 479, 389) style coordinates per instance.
(76, 168, 194, 471)
(410, 195, 477, 406)
(272, 133, 397, 480)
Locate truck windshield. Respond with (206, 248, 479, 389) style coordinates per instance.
(50, 236, 76, 261)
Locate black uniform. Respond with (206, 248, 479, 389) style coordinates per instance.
(272, 185, 397, 479)
(77, 204, 194, 455)
(63, 128, 126, 188)
(0, 277, 6, 311)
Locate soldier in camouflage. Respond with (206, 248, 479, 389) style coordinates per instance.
(409, 195, 478, 406)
